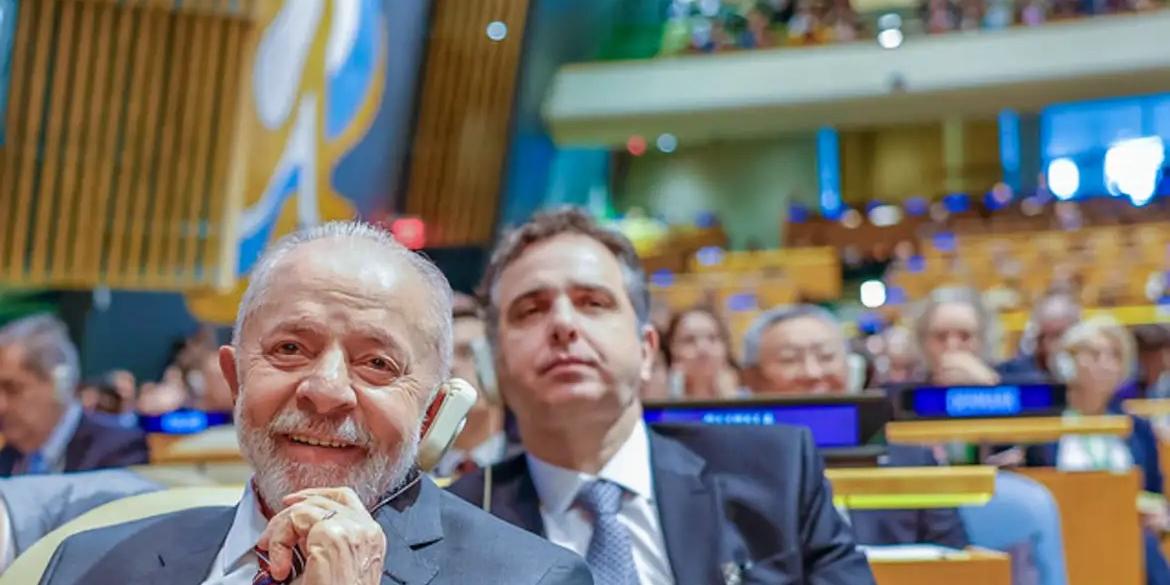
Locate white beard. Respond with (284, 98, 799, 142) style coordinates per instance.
(235, 394, 420, 510)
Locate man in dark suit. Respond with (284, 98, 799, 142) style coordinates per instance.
(738, 305, 969, 549)
(449, 208, 873, 584)
(0, 315, 149, 476)
(38, 222, 591, 585)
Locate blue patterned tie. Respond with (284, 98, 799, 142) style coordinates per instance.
(576, 480, 641, 585)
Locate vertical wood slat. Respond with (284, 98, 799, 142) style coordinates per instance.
(28, 1, 78, 282)
(180, 5, 225, 282)
(405, 0, 530, 247)
(7, 1, 58, 280)
(103, 0, 153, 281)
(132, 5, 182, 285)
(82, 2, 133, 282)
(0, 0, 37, 277)
(52, 2, 97, 283)
(0, 0, 256, 290)
(159, 10, 209, 284)
(203, 12, 245, 287)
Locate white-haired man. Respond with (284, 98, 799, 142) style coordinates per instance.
(38, 222, 592, 585)
(0, 315, 148, 476)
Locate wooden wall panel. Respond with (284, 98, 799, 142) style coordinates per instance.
(0, 0, 258, 290)
(405, 0, 530, 247)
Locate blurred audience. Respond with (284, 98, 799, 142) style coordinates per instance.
(742, 305, 850, 394)
(0, 315, 148, 476)
(662, 306, 741, 399)
(1022, 317, 1170, 585)
(1135, 324, 1170, 398)
(912, 286, 1003, 386)
(873, 325, 924, 385)
(998, 292, 1082, 383)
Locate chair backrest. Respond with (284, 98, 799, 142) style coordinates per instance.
(0, 486, 242, 585)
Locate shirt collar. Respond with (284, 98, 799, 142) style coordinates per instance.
(527, 419, 655, 515)
(221, 481, 268, 572)
(36, 403, 83, 468)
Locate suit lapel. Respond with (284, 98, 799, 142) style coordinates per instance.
(62, 414, 92, 472)
(125, 507, 235, 585)
(377, 476, 444, 585)
(649, 431, 724, 585)
(490, 457, 546, 536)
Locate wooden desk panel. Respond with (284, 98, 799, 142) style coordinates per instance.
(1017, 468, 1143, 585)
(870, 549, 1011, 585)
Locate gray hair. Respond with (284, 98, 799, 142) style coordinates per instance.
(233, 221, 454, 378)
(911, 285, 1001, 365)
(741, 304, 843, 368)
(1054, 315, 1137, 382)
(0, 314, 80, 404)
(477, 207, 650, 341)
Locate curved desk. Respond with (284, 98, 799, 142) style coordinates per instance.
(886, 416, 1142, 585)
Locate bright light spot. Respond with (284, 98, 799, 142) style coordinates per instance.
(841, 209, 863, 229)
(1104, 136, 1165, 207)
(877, 28, 903, 49)
(868, 205, 903, 227)
(1047, 158, 1080, 200)
(626, 135, 647, 157)
(486, 21, 508, 41)
(861, 280, 887, 308)
(656, 133, 678, 153)
(696, 246, 724, 266)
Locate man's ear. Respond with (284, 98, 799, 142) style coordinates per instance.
(218, 346, 240, 402)
(639, 324, 660, 383)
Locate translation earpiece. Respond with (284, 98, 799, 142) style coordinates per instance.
(1052, 351, 1077, 383)
(417, 378, 478, 472)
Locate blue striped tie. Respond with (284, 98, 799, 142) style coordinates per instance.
(577, 480, 641, 585)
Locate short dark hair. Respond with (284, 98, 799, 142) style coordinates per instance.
(1134, 324, 1170, 353)
(477, 207, 649, 339)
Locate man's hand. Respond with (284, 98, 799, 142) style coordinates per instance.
(256, 487, 386, 585)
(934, 352, 1001, 386)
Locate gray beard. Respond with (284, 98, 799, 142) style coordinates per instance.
(235, 394, 420, 510)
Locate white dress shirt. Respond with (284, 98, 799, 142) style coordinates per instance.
(201, 482, 301, 585)
(527, 420, 675, 585)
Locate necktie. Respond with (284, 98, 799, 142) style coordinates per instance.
(577, 479, 641, 585)
(22, 453, 48, 475)
(253, 545, 305, 585)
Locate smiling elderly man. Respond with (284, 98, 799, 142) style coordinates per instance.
(37, 223, 591, 585)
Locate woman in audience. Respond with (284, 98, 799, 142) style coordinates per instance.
(662, 306, 742, 399)
(1023, 317, 1170, 585)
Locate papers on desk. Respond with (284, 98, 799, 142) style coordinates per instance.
(860, 544, 966, 562)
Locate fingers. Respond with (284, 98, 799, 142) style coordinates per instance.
(283, 486, 364, 509)
(258, 496, 346, 580)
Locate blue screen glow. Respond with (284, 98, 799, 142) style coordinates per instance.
(643, 404, 860, 448)
(911, 385, 1059, 418)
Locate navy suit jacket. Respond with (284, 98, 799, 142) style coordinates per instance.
(448, 423, 875, 585)
(847, 445, 969, 548)
(38, 476, 592, 585)
(0, 412, 149, 477)
(1025, 410, 1164, 494)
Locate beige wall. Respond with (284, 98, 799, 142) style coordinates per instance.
(616, 134, 819, 250)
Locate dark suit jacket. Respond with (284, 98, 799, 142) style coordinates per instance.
(38, 476, 592, 585)
(848, 445, 969, 548)
(1024, 410, 1163, 494)
(0, 412, 149, 477)
(449, 423, 875, 585)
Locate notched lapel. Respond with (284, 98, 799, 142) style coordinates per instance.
(124, 507, 235, 585)
(650, 431, 725, 585)
(379, 477, 445, 585)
